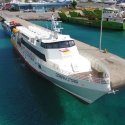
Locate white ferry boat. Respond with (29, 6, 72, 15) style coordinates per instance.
(10, 16, 111, 103)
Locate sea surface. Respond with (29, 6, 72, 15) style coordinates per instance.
(0, 21, 125, 125)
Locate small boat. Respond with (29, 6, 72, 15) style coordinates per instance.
(10, 15, 111, 103)
(1, 19, 22, 36)
(103, 6, 125, 19)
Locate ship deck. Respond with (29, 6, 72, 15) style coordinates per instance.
(69, 69, 105, 84)
(1, 11, 125, 89)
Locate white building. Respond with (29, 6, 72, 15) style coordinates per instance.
(91, 0, 103, 3)
(57, 0, 73, 2)
(79, 0, 88, 2)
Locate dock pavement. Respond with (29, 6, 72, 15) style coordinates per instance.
(0, 11, 125, 89)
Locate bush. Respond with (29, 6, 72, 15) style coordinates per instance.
(94, 9, 102, 20)
(69, 11, 80, 17)
(58, 12, 69, 22)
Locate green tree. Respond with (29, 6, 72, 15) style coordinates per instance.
(71, 0, 77, 9)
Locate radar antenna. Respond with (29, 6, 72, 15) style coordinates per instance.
(51, 14, 63, 39)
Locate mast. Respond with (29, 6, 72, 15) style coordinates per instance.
(99, 1, 117, 51)
(51, 14, 63, 39)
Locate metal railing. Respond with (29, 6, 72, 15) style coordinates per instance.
(41, 57, 110, 84)
(79, 52, 110, 84)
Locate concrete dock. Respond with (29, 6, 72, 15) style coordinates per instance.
(0, 10, 59, 20)
(76, 42, 125, 89)
(1, 11, 125, 89)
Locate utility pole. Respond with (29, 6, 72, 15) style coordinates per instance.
(99, 8, 103, 51)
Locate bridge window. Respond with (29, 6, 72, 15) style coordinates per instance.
(38, 64, 41, 69)
(21, 33, 29, 40)
(41, 42, 46, 48)
(21, 39, 46, 61)
(41, 40, 75, 49)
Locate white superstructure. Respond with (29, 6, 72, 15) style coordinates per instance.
(103, 0, 116, 4)
(103, 5, 125, 23)
(10, 16, 111, 103)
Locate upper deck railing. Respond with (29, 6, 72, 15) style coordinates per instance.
(41, 54, 110, 84)
(80, 52, 110, 84)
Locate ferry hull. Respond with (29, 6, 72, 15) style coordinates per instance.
(48, 77, 107, 103)
(11, 39, 108, 104)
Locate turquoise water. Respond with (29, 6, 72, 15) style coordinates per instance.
(0, 22, 125, 125)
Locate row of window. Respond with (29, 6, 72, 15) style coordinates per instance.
(22, 33, 29, 40)
(39, 40, 75, 49)
(21, 39, 46, 61)
(103, 10, 118, 13)
(14, 5, 59, 11)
